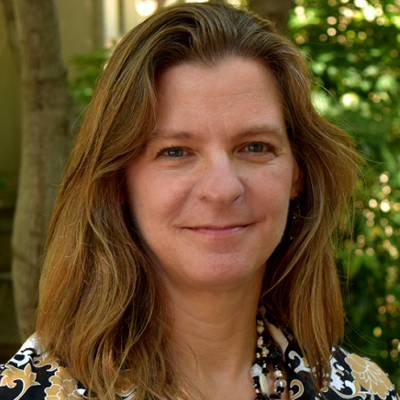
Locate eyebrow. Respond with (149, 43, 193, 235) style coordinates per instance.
(149, 124, 287, 142)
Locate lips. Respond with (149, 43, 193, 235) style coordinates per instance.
(189, 224, 249, 230)
(183, 223, 254, 236)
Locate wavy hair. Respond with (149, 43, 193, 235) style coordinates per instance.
(36, 2, 360, 399)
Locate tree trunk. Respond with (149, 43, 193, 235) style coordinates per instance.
(247, 0, 292, 35)
(11, 0, 72, 340)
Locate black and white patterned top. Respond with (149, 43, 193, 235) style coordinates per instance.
(0, 327, 398, 399)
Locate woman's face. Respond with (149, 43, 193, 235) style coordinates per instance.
(126, 56, 301, 291)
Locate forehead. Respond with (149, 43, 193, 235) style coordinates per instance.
(154, 56, 286, 134)
(156, 56, 281, 100)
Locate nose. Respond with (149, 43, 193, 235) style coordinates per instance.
(194, 154, 245, 206)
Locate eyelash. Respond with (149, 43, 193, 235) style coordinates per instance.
(156, 142, 276, 159)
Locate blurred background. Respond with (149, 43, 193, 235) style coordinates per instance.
(0, 0, 399, 387)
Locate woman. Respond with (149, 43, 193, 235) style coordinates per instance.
(0, 2, 398, 400)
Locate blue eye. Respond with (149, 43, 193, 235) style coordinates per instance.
(161, 147, 187, 158)
(244, 142, 270, 153)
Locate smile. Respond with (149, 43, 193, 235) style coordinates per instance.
(183, 223, 254, 236)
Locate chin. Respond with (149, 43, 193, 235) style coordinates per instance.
(166, 256, 267, 291)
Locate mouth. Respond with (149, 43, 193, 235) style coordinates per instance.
(183, 223, 255, 236)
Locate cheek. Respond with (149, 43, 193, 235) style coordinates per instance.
(254, 167, 295, 205)
(126, 169, 188, 233)
(126, 166, 155, 232)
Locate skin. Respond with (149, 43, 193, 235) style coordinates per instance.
(126, 56, 299, 400)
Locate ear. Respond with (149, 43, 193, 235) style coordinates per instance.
(290, 161, 303, 199)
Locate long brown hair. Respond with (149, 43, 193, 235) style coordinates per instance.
(36, 2, 360, 398)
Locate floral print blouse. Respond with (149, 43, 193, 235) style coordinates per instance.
(0, 327, 398, 399)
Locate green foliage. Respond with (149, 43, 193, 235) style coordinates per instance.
(69, 48, 111, 108)
(290, 0, 400, 386)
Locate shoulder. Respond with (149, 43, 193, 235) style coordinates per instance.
(0, 334, 87, 399)
(324, 346, 399, 400)
(275, 324, 399, 400)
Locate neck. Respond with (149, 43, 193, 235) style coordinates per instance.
(165, 272, 264, 399)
